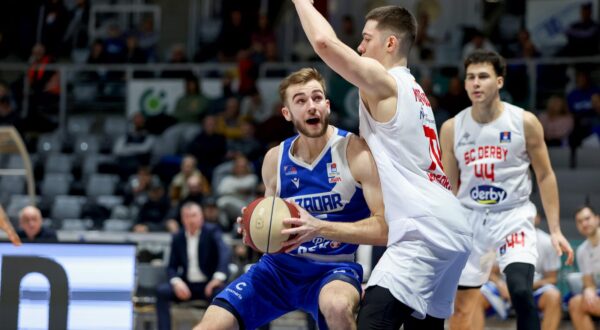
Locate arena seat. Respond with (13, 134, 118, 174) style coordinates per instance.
(548, 147, 572, 169)
(576, 147, 600, 169)
(555, 169, 600, 193)
(51, 196, 86, 222)
(45, 153, 74, 174)
(85, 174, 119, 197)
(41, 173, 73, 197)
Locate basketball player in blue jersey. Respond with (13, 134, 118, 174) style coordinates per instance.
(293, 2, 472, 329)
(195, 68, 387, 330)
(0, 205, 21, 245)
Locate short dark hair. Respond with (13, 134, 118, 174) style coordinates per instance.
(464, 50, 507, 77)
(574, 205, 596, 218)
(365, 6, 417, 51)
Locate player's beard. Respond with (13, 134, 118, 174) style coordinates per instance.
(293, 114, 329, 138)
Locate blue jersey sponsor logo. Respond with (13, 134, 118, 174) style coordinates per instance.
(292, 192, 343, 213)
(470, 185, 508, 204)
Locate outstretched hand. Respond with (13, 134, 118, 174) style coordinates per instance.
(551, 232, 574, 265)
(0, 206, 21, 246)
(281, 202, 321, 252)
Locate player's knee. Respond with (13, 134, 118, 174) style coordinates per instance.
(543, 289, 562, 309)
(568, 295, 583, 314)
(321, 295, 356, 320)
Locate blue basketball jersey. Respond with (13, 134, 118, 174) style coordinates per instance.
(276, 127, 370, 261)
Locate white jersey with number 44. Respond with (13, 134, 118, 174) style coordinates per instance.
(358, 66, 470, 250)
(453, 103, 532, 211)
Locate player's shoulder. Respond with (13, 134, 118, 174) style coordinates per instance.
(346, 133, 371, 156)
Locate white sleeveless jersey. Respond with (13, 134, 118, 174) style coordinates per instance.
(453, 102, 532, 211)
(358, 66, 471, 249)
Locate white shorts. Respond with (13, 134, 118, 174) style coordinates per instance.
(366, 228, 471, 319)
(458, 201, 538, 287)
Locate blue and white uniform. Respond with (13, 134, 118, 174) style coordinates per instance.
(214, 127, 369, 330)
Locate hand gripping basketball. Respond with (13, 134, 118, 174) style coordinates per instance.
(241, 197, 299, 253)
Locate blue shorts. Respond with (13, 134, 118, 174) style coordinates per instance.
(213, 253, 362, 330)
(533, 284, 558, 306)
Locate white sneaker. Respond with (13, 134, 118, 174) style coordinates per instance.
(481, 282, 509, 320)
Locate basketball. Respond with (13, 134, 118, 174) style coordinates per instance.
(241, 196, 299, 254)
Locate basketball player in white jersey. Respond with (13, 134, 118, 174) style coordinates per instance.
(439, 50, 573, 330)
(0, 205, 21, 245)
(292, 2, 472, 328)
(196, 68, 388, 330)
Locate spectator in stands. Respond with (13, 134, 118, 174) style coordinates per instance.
(216, 96, 245, 140)
(240, 86, 270, 124)
(439, 76, 471, 117)
(186, 115, 227, 181)
(160, 43, 193, 79)
(226, 120, 263, 162)
(124, 34, 146, 64)
(539, 95, 574, 147)
(132, 181, 170, 233)
(581, 93, 600, 147)
(63, 0, 90, 54)
(216, 155, 258, 225)
(155, 202, 231, 330)
(338, 15, 362, 50)
(113, 112, 155, 179)
(169, 155, 210, 206)
(124, 165, 162, 207)
(26, 43, 59, 132)
(201, 196, 230, 232)
(414, 11, 436, 62)
(215, 8, 251, 62)
(508, 29, 540, 59)
(568, 205, 600, 329)
(165, 174, 208, 233)
(136, 17, 159, 62)
(462, 29, 497, 60)
(86, 39, 108, 64)
(562, 3, 600, 57)
(103, 23, 127, 63)
(41, 0, 69, 57)
(567, 70, 600, 147)
(255, 101, 295, 149)
(251, 13, 277, 56)
(17, 206, 57, 242)
(172, 76, 210, 123)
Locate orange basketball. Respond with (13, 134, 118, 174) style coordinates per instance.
(241, 196, 299, 253)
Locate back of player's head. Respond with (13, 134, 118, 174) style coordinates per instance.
(365, 6, 417, 52)
(278, 68, 326, 105)
(464, 50, 507, 78)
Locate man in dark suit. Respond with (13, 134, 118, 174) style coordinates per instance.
(156, 201, 231, 330)
(17, 206, 57, 242)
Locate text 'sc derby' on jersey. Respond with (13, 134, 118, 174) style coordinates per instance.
(454, 103, 532, 211)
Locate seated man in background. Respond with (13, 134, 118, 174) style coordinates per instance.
(17, 205, 57, 242)
(569, 206, 600, 330)
(475, 213, 563, 330)
(155, 202, 231, 330)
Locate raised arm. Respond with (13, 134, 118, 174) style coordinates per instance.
(292, 0, 396, 108)
(440, 118, 460, 195)
(524, 111, 574, 265)
(282, 135, 388, 247)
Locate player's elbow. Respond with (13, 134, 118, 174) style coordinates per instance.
(313, 35, 333, 53)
